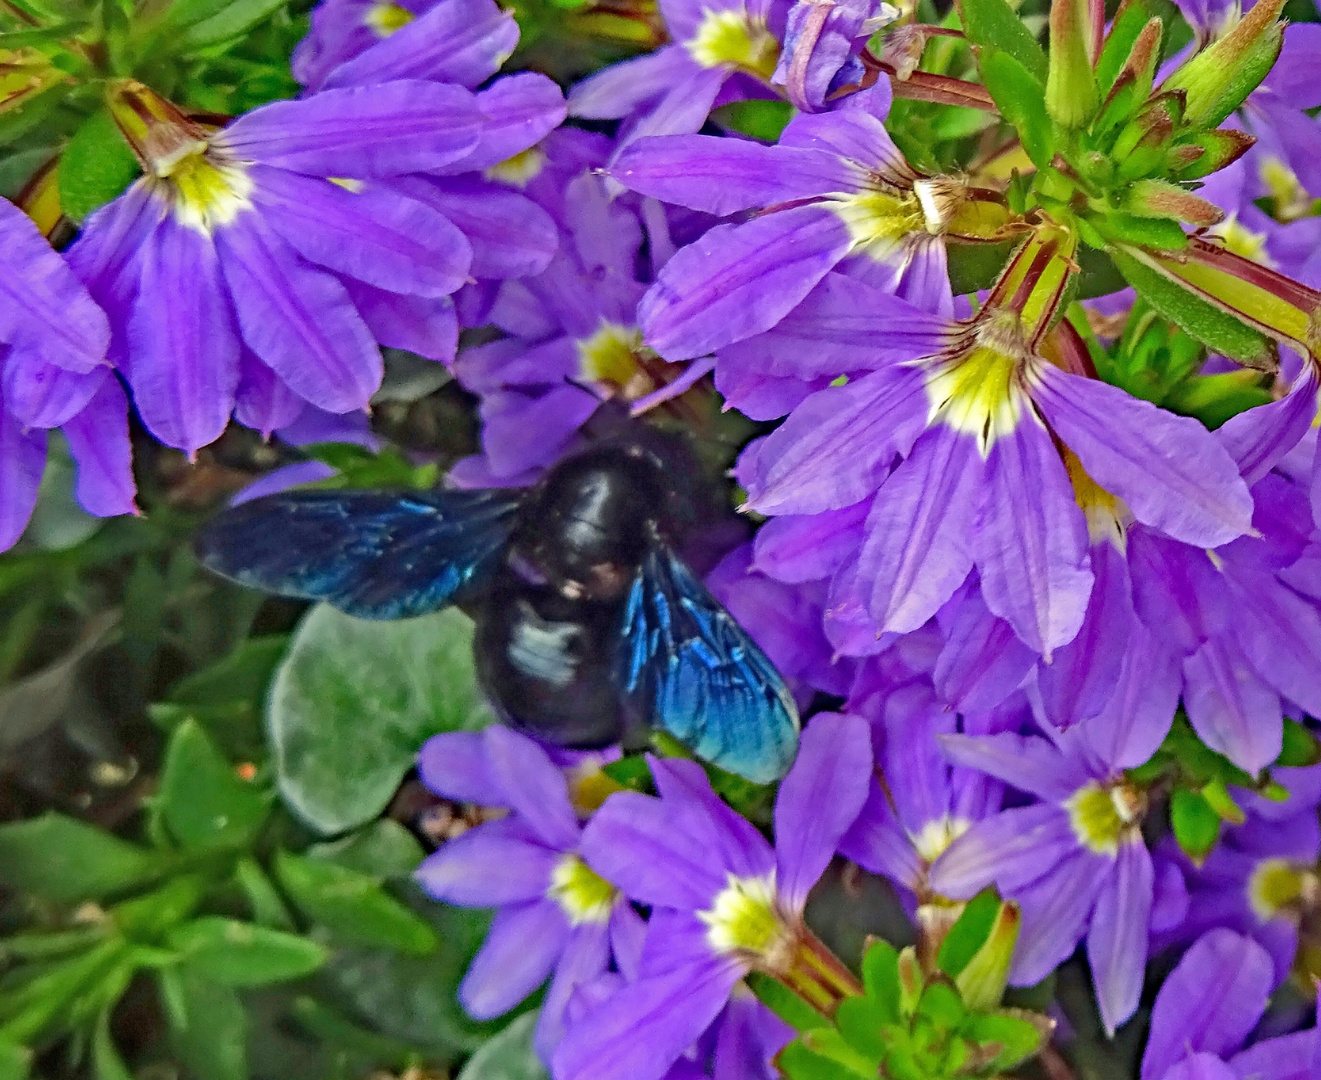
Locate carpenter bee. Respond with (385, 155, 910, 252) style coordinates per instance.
(195, 415, 800, 783)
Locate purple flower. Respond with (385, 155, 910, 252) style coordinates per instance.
(552, 711, 872, 1080)
(928, 716, 1170, 1035)
(567, 0, 788, 155)
(415, 726, 639, 1058)
(0, 199, 136, 550)
(1153, 764, 1321, 984)
(610, 82, 967, 362)
(771, 0, 897, 112)
(733, 253, 1254, 658)
(293, 0, 517, 93)
(1141, 929, 1319, 1080)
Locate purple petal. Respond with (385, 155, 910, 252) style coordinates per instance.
(611, 135, 858, 216)
(1164, 1055, 1239, 1080)
(713, 987, 794, 1080)
(741, 364, 929, 515)
(612, 65, 727, 147)
(933, 589, 1036, 714)
(217, 215, 381, 413)
(1033, 366, 1254, 547)
(343, 281, 457, 365)
(1035, 540, 1133, 729)
(1229, 1030, 1317, 1080)
(448, 73, 567, 172)
(234, 353, 305, 438)
(1216, 365, 1317, 485)
(1262, 24, 1321, 107)
(1083, 622, 1180, 769)
(1141, 929, 1273, 1080)
(126, 220, 239, 455)
(717, 273, 951, 381)
(838, 784, 923, 890)
(417, 730, 500, 803)
(973, 416, 1093, 656)
(0, 408, 45, 551)
(536, 921, 612, 1059)
(859, 424, 980, 634)
(568, 46, 695, 120)
(551, 958, 744, 1080)
(0, 199, 108, 375)
(223, 81, 483, 178)
(460, 898, 567, 1019)
(751, 501, 868, 583)
(402, 176, 554, 279)
(639, 205, 851, 361)
(937, 730, 1089, 803)
(414, 818, 559, 906)
(1087, 838, 1153, 1035)
(774, 711, 872, 911)
(779, 109, 914, 180)
(322, 0, 517, 90)
(1128, 527, 1229, 655)
(1182, 636, 1282, 774)
(1009, 849, 1107, 985)
(252, 168, 472, 297)
(1230, 572, 1321, 718)
(649, 758, 778, 882)
(927, 803, 1079, 898)
(483, 725, 579, 850)
(2, 359, 104, 430)
(62, 375, 136, 518)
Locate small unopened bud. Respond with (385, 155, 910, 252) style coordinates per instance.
(1046, 0, 1100, 127)
(955, 901, 1021, 1011)
(106, 78, 209, 176)
(1125, 178, 1223, 227)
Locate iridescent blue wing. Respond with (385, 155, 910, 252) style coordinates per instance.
(612, 546, 800, 783)
(196, 488, 523, 619)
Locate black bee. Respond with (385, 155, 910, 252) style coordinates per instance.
(195, 416, 799, 783)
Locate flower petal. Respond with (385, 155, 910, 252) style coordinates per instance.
(127, 219, 239, 454)
(449, 73, 568, 172)
(973, 414, 1093, 656)
(223, 81, 483, 178)
(1182, 636, 1282, 774)
(751, 501, 868, 584)
(937, 731, 1090, 802)
(1141, 929, 1272, 1080)
(483, 725, 580, 850)
(1215, 363, 1317, 485)
(858, 424, 980, 634)
(322, 0, 517, 90)
(780, 109, 913, 180)
(402, 177, 554, 280)
(1083, 622, 1181, 769)
(1033, 366, 1254, 547)
(343, 281, 458, 366)
(2, 360, 104, 430)
(928, 803, 1078, 899)
(62, 375, 136, 518)
(0, 409, 45, 551)
(774, 711, 872, 911)
(460, 898, 567, 1019)
(933, 588, 1036, 714)
(417, 731, 500, 804)
(253, 168, 472, 297)
(536, 921, 612, 1059)
(217, 214, 381, 413)
(639, 205, 851, 361)
(1087, 837, 1153, 1035)
(611, 135, 858, 216)
(838, 784, 923, 890)
(0, 199, 108, 375)
(568, 47, 695, 119)
(1009, 849, 1107, 985)
(741, 364, 930, 516)
(414, 818, 559, 906)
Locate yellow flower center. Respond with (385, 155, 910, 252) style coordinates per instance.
(911, 816, 971, 865)
(685, 9, 780, 78)
(546, 854, 616, 925)
(577, 321, 646, 389)
(826, 188, 927, 263)
(156, 144, 253, 234)
(1064, 450, 1127, 550)
(922, 314, 1032, 456)
(699, 874, 791, 961)
(485, 146, 548, 188)
(1212, 214, 1273, 265)
(1065, 781, 1145, 856)
(365, 1, 414, 35)
(1247, 858, 1318, 922)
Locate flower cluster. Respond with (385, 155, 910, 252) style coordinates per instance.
(3, 0, 1321, 1072)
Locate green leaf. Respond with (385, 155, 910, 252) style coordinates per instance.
(963, 1009, 1050, 1070)
(307, 819, 425, 879)
(234, 858, 295, 930)
(286, 996, 418, 1072)
(1110, 248, 1272, 364)
(916, 979, 964, 1030)
(456, 1010, 549, 1080)
(936, 889, 1000, 978)
(57, 109, 139, 225)
(860, 939, 901, 1018)
(777, 1039, 854, 1080)
(958, 0, 1047, 82)
(160, 965, 248, 1080)
(710, 99, 795, 142)
(111, 874, 208, 938)
(799, 1028, 880, 1076)
(166, 918, 327, 986)
(267, 604, 495, 835)
(746, 972, 826, 1033)
(275, 851, 438, 955)
(179, 0, 287, 47)
(1278, 719, 1321, 768)
(834, 996, 888, 1062)
(1092, 212, 1188, 251)
(157, 718, 271, 852)
(979, 50, 1054, 168)
(947, 239, 1017, 296)
(1170, 787, 1220, 863)
(0, 1041, 30, 1080)
(161, 634, 288, 711)
(0, 813, 168, 903)
(92, 1008, 134, 1080)
(1095, 0, 1151, 91)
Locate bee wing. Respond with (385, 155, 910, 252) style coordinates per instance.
(196, 488, 524, 619)
(612, 546, 800, 783)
